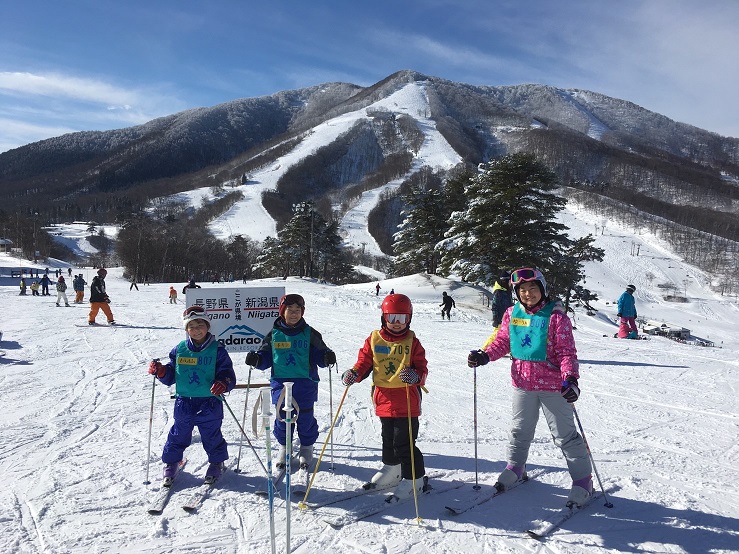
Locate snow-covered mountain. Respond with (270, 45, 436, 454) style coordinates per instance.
(2, 70, 738, 256)
(1, 203, 737, 553)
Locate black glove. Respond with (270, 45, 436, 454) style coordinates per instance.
(560, 376, 580, 403)
(617, 313, 622, 318)
(245, 351, 260, 366)
(467, 350, 489, 367)
(324, 350, 336, 365)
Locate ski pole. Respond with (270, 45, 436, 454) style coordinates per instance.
(298, 384, 350, 508)
(234, 364, 253, 473)
(221, 396, 269, 476)
(144, 370, 157, 485)
(405, 382, 422, 524)
(328, 361, 335, 471)
(572, 404, 614, 508)
(283, 382, 295, 554)
(259, 389, 277, 554)
(472, 364, 480, 490)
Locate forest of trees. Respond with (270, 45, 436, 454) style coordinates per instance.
(3, 151, 737, 299)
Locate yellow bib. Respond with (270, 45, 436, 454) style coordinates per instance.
(370, 330, 414, 388)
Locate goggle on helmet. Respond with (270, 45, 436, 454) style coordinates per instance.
(510, 267, 548, 302)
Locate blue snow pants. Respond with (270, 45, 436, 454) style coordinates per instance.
(162, 396, 228, 464)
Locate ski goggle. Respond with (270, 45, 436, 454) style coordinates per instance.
(510, 268, 541, 284)
(183, 305, 206, 317)
(384, 313, 409, 324)
(280, 294, 305, 308)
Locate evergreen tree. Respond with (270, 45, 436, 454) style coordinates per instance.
(438, 153, 570, 288)
(391, 185, 447, 275)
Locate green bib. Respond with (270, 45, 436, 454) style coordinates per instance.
(272, 327, 311, 379)
(175, 340, 218, 397)
(509, 302, 555, 361)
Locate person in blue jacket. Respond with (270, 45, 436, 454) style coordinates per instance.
(148, 305, 236, 484)
(245, 293, 335, 469)
(617, 284, 638, 338)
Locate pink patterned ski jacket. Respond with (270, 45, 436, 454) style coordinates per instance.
(483, 301, 579, 391)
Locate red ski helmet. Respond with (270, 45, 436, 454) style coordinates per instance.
(381, 293, 413, 327)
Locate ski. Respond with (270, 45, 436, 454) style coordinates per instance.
(147, 459, 187, 515)
(315, 477, 465, 528)
(181, 475, 220, 512)
(297, 480, 396, 510)
(526, 488, 609, 539)
(445, 469, 542, 515)
(291, 462, 313, 497)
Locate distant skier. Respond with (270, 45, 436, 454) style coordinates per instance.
(182, 278, 201, 295)
(617, 284, 638, 339)
(482, 270, 514, 348)
(169, 286, 178, 304)
(88, 268, 115, 325)
(73, 274, 86, 303)
(39, 273, 51, 296)
(375, 283, 381, 296)
(55, 276, 70, 307)
(440, 291, 455, 320)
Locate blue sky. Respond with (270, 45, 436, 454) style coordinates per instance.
(1, 0, 738, 153)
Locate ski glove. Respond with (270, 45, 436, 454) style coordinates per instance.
(245, 351, 260, 367)
(617, 313, 622, 318)
(148, 360, 166, 378)
(467, 350, 490, 367)
(560, 376, 580, 403)
(399, 367, 420, 384)
(342, 369, 359, 386)
(210, 380, 228, 396)
(324, 350, 337, 366)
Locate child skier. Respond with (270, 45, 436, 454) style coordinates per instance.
(148, 305, 236, 484)
(439, 291, 455, 320)
(169, 286, 178, 304)
(467, 267, 593, 507)
(341, 293, 429, 498)
(617, 284, 638, 338)
(55, 276, 70, 306)
(245, 294, 335, 469)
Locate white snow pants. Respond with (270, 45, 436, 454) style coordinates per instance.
(507, 387, 591, 480)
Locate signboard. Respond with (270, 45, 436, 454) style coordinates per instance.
(185, 286, 285, 352)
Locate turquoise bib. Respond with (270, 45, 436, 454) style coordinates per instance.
(175, 341, 218, 397)
(509, 302, 555, 361)
(272, 327, 311, 379)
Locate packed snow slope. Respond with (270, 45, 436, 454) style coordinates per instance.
(175, 81, 462, 256)
(1, 206, 738, 554)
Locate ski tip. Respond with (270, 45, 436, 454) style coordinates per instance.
(182, 506, 197, 513)
(526, 530, 543, 540)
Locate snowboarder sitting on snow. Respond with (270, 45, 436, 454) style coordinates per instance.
(617, 284, 638, 339)
(245, 294, 334, 470)
(467, 267, 593, 508)
(148, 305, 236, 484)
(440, 291, 455, 320)
(341, 293, 429, 499)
